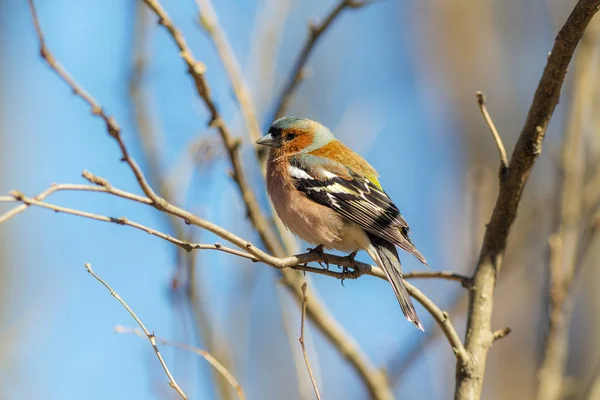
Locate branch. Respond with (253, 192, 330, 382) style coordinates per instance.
(271, 0, 380, 122)
(6, 182, 468, 366)
(455, 2, 600, 399)
(115, 325, 246, 400)
(0, 181, 150, 225)
(491, 327, 512, 342)
(194, 0, 262, 145)
(140, 0, 285, 257)
(1, 180, 470, 287)
(26, 0, 162, 207)
(476, 91, 508, 177)
(84, 263, 187, 399)
(127, 10, 236, 399)
(299, 283, 322, 400)
(403, 281, 468, 362)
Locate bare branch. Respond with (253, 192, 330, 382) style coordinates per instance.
(455, 2, 600, 399)
(491, 327, 512, 342)
(271, 0, 380, 122)
(0, 181, 150, 225)
(27, 0, 163, 206)
(194, 0, 262, 145)
(7, 182, 468, 366)
(476, 91, 508, 177)
(127, 11, 236, 398)
(1, 181, 470, 286)
(403, 281, 468, 362)
(141, 0, 285, 257)
(299, 284, 322, 400)
(84, 263, 187, 399)
(115, 325, 246, 400)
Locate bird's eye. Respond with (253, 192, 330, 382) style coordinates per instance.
(286, 133, 296, 141)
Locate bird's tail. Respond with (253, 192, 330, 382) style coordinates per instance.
(367, 235, 423, 331)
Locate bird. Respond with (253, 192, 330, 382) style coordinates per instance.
(256, 116, 427, 330)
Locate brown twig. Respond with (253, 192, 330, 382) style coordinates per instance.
(402, 281, 468, 362)
(194, 0, 262, 145)
(140, 0, 285, 257)
(454, 2, 600, 399)
(476, 91, 508, 177)
(271, 0, 380, 123)
(1, 181, 470, 287)
(0, 181, 149, 224)
(115, 325, 246, 400)
(84, 263, 188, 399)
(127, 9, 235, 398)
(386, 291, 469, 387)
(299, 283, 322, 400)
(491, 327, 512, 342)
(27, 0, 163, 208)
(7, 182, 468, 366)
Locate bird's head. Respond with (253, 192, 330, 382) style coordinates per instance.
(257, 116, 335, 154)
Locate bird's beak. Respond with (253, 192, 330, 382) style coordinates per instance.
(256, 133, 279, 148)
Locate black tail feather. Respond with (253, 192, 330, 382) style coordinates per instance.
(368, 235, 423, 330)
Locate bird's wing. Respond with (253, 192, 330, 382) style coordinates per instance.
(289, 155, 426, 265)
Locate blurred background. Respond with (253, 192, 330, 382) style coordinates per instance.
(1, 0, 599, 399)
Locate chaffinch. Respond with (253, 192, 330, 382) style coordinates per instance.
(257, 116, 427, 330)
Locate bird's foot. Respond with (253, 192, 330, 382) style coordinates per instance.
(345, 250, 358, 269)
(307, 244, 329, 270)
(339, 250, 359, 287)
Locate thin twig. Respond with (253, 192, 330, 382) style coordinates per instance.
(27, 0, 163, 207)
(127, 10, 235, 399)
(403, 281, 468, 362)
(455, 2, 600, 399)
(0, 181, 151, 224)
(272, 0, 380, 122)
(491, 327, 512, 342)
(299, 283, 322, 400)
(83, 263, 187, 399)
(1, 181, 470, 287)
(194, 0, 262, 144)
(386, 291, 468, 387)
(476, 91, 508, 177)
(141, 0, 285, 257)
(115, 325, 246, 400)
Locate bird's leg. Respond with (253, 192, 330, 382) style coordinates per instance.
(339, 250, 359, 287)
(307, 244, 329, 270)
(345, 250, 358, 268)
(343, 250, 359, 274)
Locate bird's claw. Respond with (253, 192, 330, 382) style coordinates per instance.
(340, 250, 359, 287)
(308, 244, 329, 270)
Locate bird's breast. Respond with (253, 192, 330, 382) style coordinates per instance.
(266, 161, 369, 252)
